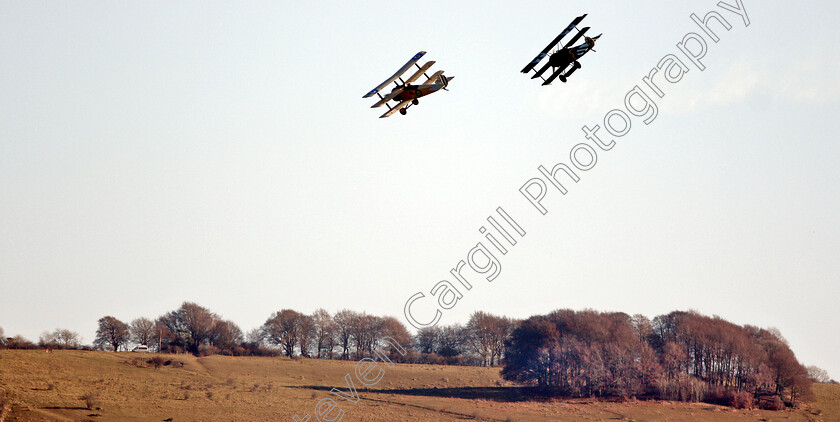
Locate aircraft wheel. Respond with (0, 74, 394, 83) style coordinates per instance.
(559, 75, 567, 83)
(399, 108, 407, 115)
(412, 99, 419, 105)
(574, 61, 581, 69)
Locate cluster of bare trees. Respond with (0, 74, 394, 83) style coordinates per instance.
(0, 327, 83, 350)
(651, 311, 814, 406)
(502, 309, 815, 409)
(807, 365, 832, 383)
(254, 309, 516, 366)
(86, 303, 415, 359)
(259, 309, 411, 361)
(156, 302, 244, 355)
(39, 329, 82, 349)
(90, 302, 245, 355)
(0, 326, 81, 350)
(414, 312, 516, 366)
(85, 303, 517, 365)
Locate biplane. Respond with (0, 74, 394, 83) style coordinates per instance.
(363, 51, 453, 118)
(521, 14, 602, 85)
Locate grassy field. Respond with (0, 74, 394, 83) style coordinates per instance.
(0, 349, 836, 421)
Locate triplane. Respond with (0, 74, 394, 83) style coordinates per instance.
(363, 51, 454, 118)
(522, 14, 602, 85)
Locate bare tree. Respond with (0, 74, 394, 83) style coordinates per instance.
(263, 309, 304, 357)
(461, 312, 517, 366)
(297, 315, 315, 357)
(380, 316, 412, 361)
(155, 316, 179, 352)
(40, 329, 81, 349)
(129, 317, 155, 347)
(466, 312, 495, 366)
(489, 316, 516, 366)
(40, 331, 56, 348)
(807, 365, 831, 383)
(333, 309, 355, 360)
(57, 329, 81, 348)
(311, 308, 335, 359)
(95, 316, 130, 351)
(415, 326, 440, 354)
(156, 302, 219, 354)
(7, 335, 35, 349)
(245, 328, 264, 345)
(437, 324, 465, 359)
(177, 302, 218, 353)
(631, 314, 654, 344)
(349, 312, 382, 359)
(210, 319, 244, 351)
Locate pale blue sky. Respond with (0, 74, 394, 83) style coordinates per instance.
(2, 1, 839, 378)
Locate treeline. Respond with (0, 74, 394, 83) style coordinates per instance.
(0, 326, 84, 350)
(1, 305, 832, 410)
(1, 303, 514, 366)
(502, 309, 815, 409)
(89, 303, 515, 367)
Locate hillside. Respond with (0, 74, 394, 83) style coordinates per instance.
(0, 350, 836, 421)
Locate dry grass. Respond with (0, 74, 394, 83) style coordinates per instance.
(812, 382, 840, 421)
(0, 349, 836, 421)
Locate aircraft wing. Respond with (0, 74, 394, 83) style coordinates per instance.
(371, 86, 405, 108)
(561, 27, 589, 49)
(363, 51, 427, 98)
(380, 99, 413, 118)
(542, 65, 570, 85)
(521, 14, 587, 73)
(532, 60, 555, 80)
(420, 70, 444, 85)
(404, 61, 436, 84)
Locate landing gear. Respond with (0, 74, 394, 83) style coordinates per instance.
(560, 62, 581, 83)
(399, 108, 407, 115)
(412, 99, 419, 105)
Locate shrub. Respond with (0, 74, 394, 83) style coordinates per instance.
(198, 344, 220, 357)
(703, 386, 730, 406)
(757, 395, 785, 411)
(147, 357, 165, 369)
(80, 393, 100, 410)
(163, 359, 184, 368)
(731, 391, 754, 409)
(703, 386, 754, 409)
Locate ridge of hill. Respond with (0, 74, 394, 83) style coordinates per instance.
(0, 350, 836, 421)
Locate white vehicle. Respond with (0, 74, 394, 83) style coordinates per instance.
(131, 345, 150, 352)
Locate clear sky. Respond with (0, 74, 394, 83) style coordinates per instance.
(2, 1, 838, 379)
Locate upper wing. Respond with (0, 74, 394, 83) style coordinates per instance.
(363, 51, 427, 98)
(379, 99, 413, 118)
(404, 61, 436, 84)
(521, 14, 587, 73)
(561, 26, 589, 49)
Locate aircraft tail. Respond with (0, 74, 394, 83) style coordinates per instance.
(437, 74, 454, 88)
